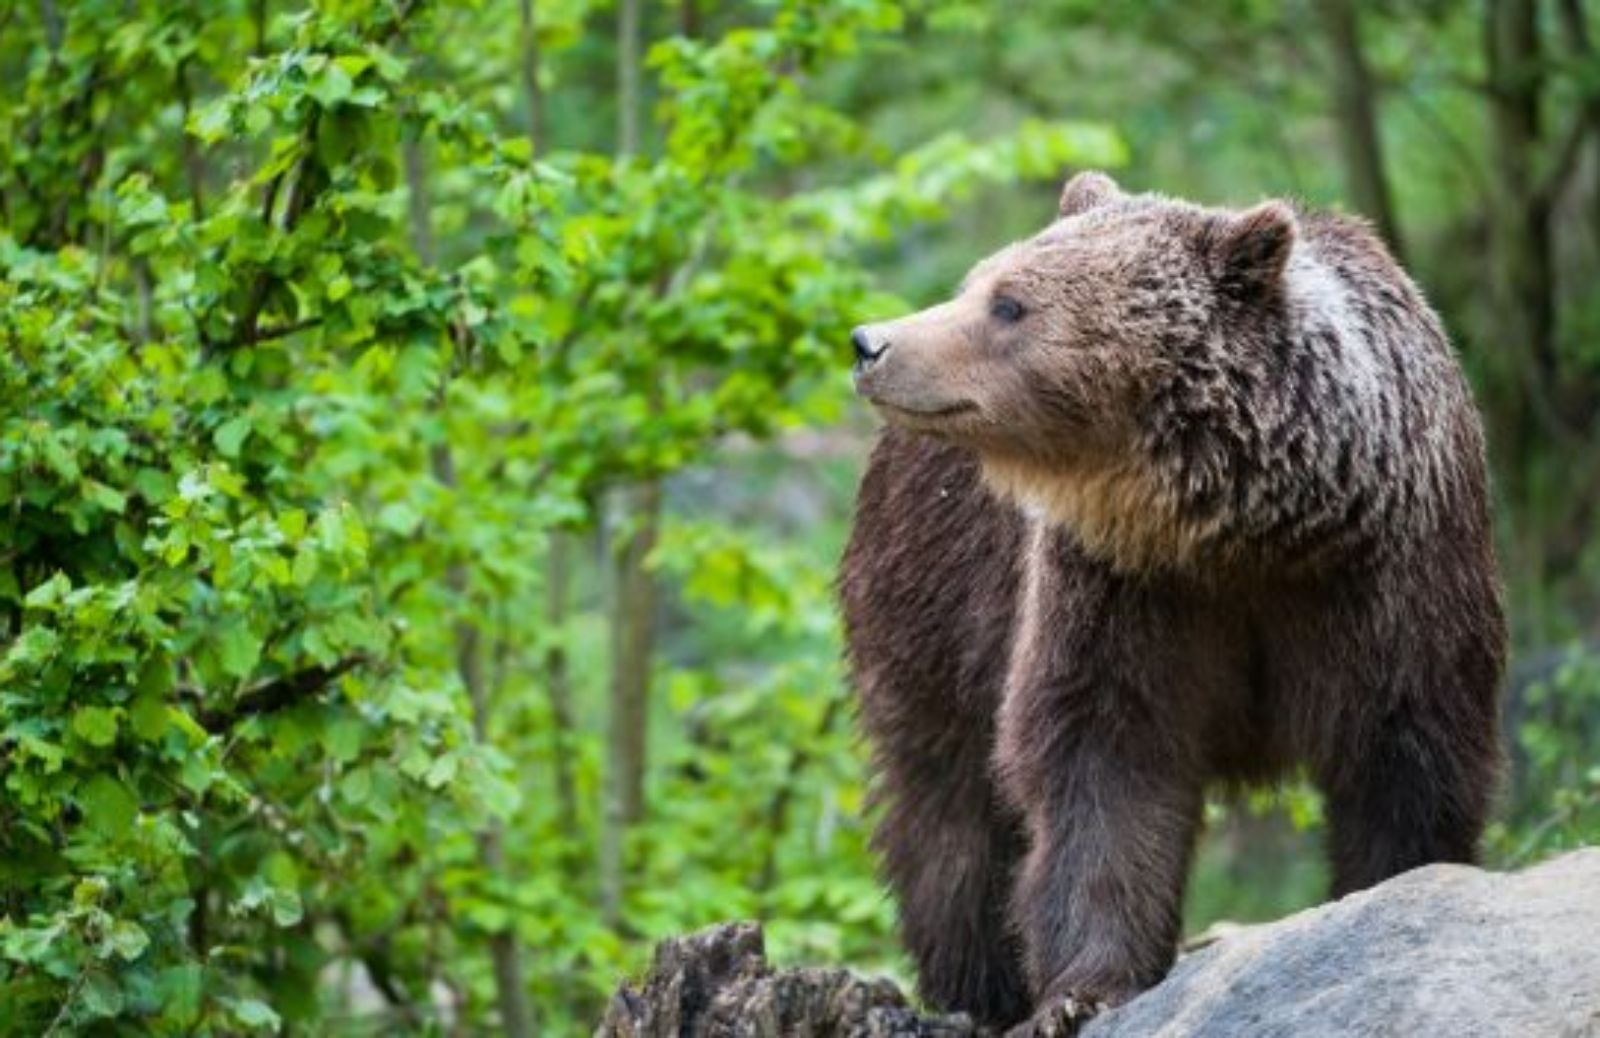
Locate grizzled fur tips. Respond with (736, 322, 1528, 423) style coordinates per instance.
(840, 172, 1505, 1033)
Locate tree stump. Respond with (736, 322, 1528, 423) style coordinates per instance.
(594, 921, 979, 1037)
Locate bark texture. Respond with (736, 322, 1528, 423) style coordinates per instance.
(594, 923, 979, 1037)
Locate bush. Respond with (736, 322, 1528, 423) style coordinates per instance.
(0, 1, 1121, 1031)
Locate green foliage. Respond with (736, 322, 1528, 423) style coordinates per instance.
(1487, 649, 1600, 867)
(0, 1, 1120, 1032)
(6, 1, 1598, 1034)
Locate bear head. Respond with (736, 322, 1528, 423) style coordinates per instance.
(851, 171, 1301, 572)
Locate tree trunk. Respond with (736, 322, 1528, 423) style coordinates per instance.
(617, 0, 641, 157)
(514, 0, 579, 846)
(545, 531, 581, 838)
(38, 0, 63, 52)
(613, 482, 660, 826)
(518, 0, 544, 154)
(1314, 0, 1404, 257)
(439, 541, 536, 1038)
(600, 480, 660, 925)
(252, 0, 268, 56)
(405, 138, 534, 1038)
(175, 58, 206, 218)
(600, 0, 656, 930)
(1485, 0, 1560, 468)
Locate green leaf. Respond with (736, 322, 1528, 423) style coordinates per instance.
(129, 690, 169, 742)
(423, 753, 459, 789)
(153, 965, 203, 1026)
(178, 753, 216, 795)
(333, 54, 372, 78)
(218, 622, 262, 680)
(291, 549, 319, 586)
(338, 766, 373, 805)
(376, 501, 421, 535)
(188, 98, 234, 143)
(23, 572, 70, 610)
(8, 626, 60, 666)
(268, 887, 303, 928)
(74, 876, 109, 906)
(227, 996, 282, 1031)
(214, 416, 252, 458)
(104, 920, 150, 962)
(83, 481, 128, 514)
(78, 775, 138, 837)
(323, 717, 364, 762)
(310, 63, 354, 107)
(72, 706, 119, 748)
(80, 972, 124, 1018)
(278, 509, 308, 540)
(465, 901, 511, 933)
(137, 654, 175, 697)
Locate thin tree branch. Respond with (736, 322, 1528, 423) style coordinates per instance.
(37, 0, 62, 53)
(195, 654, 368, 730)
(1541, 0, 1600, 206)
(1393, 87, 1493, 204)
(542, 533, 582, 842)
(249, 316, 323, 344)
(755, 692, 845, 897)
(617, 0, 640, 157)
(176, 56, 207, 218)
(229, 111, 320, 351)
(517, 0, 544, 154)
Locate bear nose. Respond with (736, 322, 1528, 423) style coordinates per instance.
(852, 326, 887, 367)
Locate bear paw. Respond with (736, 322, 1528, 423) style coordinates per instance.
(1002, 995, 1107, 1038)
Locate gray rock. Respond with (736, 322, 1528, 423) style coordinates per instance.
(1085, 848, 1600, 1038)
(596, 849, 1600, 1037)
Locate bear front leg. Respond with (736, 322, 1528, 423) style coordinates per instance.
(873, 745, 1032, 1028)
(995, 681, 1203, 1029)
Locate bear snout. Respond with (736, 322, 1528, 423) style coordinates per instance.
(850, 310, 981, 423)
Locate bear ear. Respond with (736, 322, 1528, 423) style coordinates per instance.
(1208, 200, 1296, 293)
(1057, 171, 1123, 218)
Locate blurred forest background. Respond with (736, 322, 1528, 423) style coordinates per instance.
(2, 0, 1599, 1034)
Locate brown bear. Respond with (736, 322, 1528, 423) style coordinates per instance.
(838, 172, 1505, 1035)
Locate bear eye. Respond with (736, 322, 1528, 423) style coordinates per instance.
(990, 295, 1027, 323)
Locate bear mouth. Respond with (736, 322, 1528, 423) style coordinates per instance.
(871, 399, 977, 421)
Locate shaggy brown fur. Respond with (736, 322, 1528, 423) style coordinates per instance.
(839, 173, 1505, 1034)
